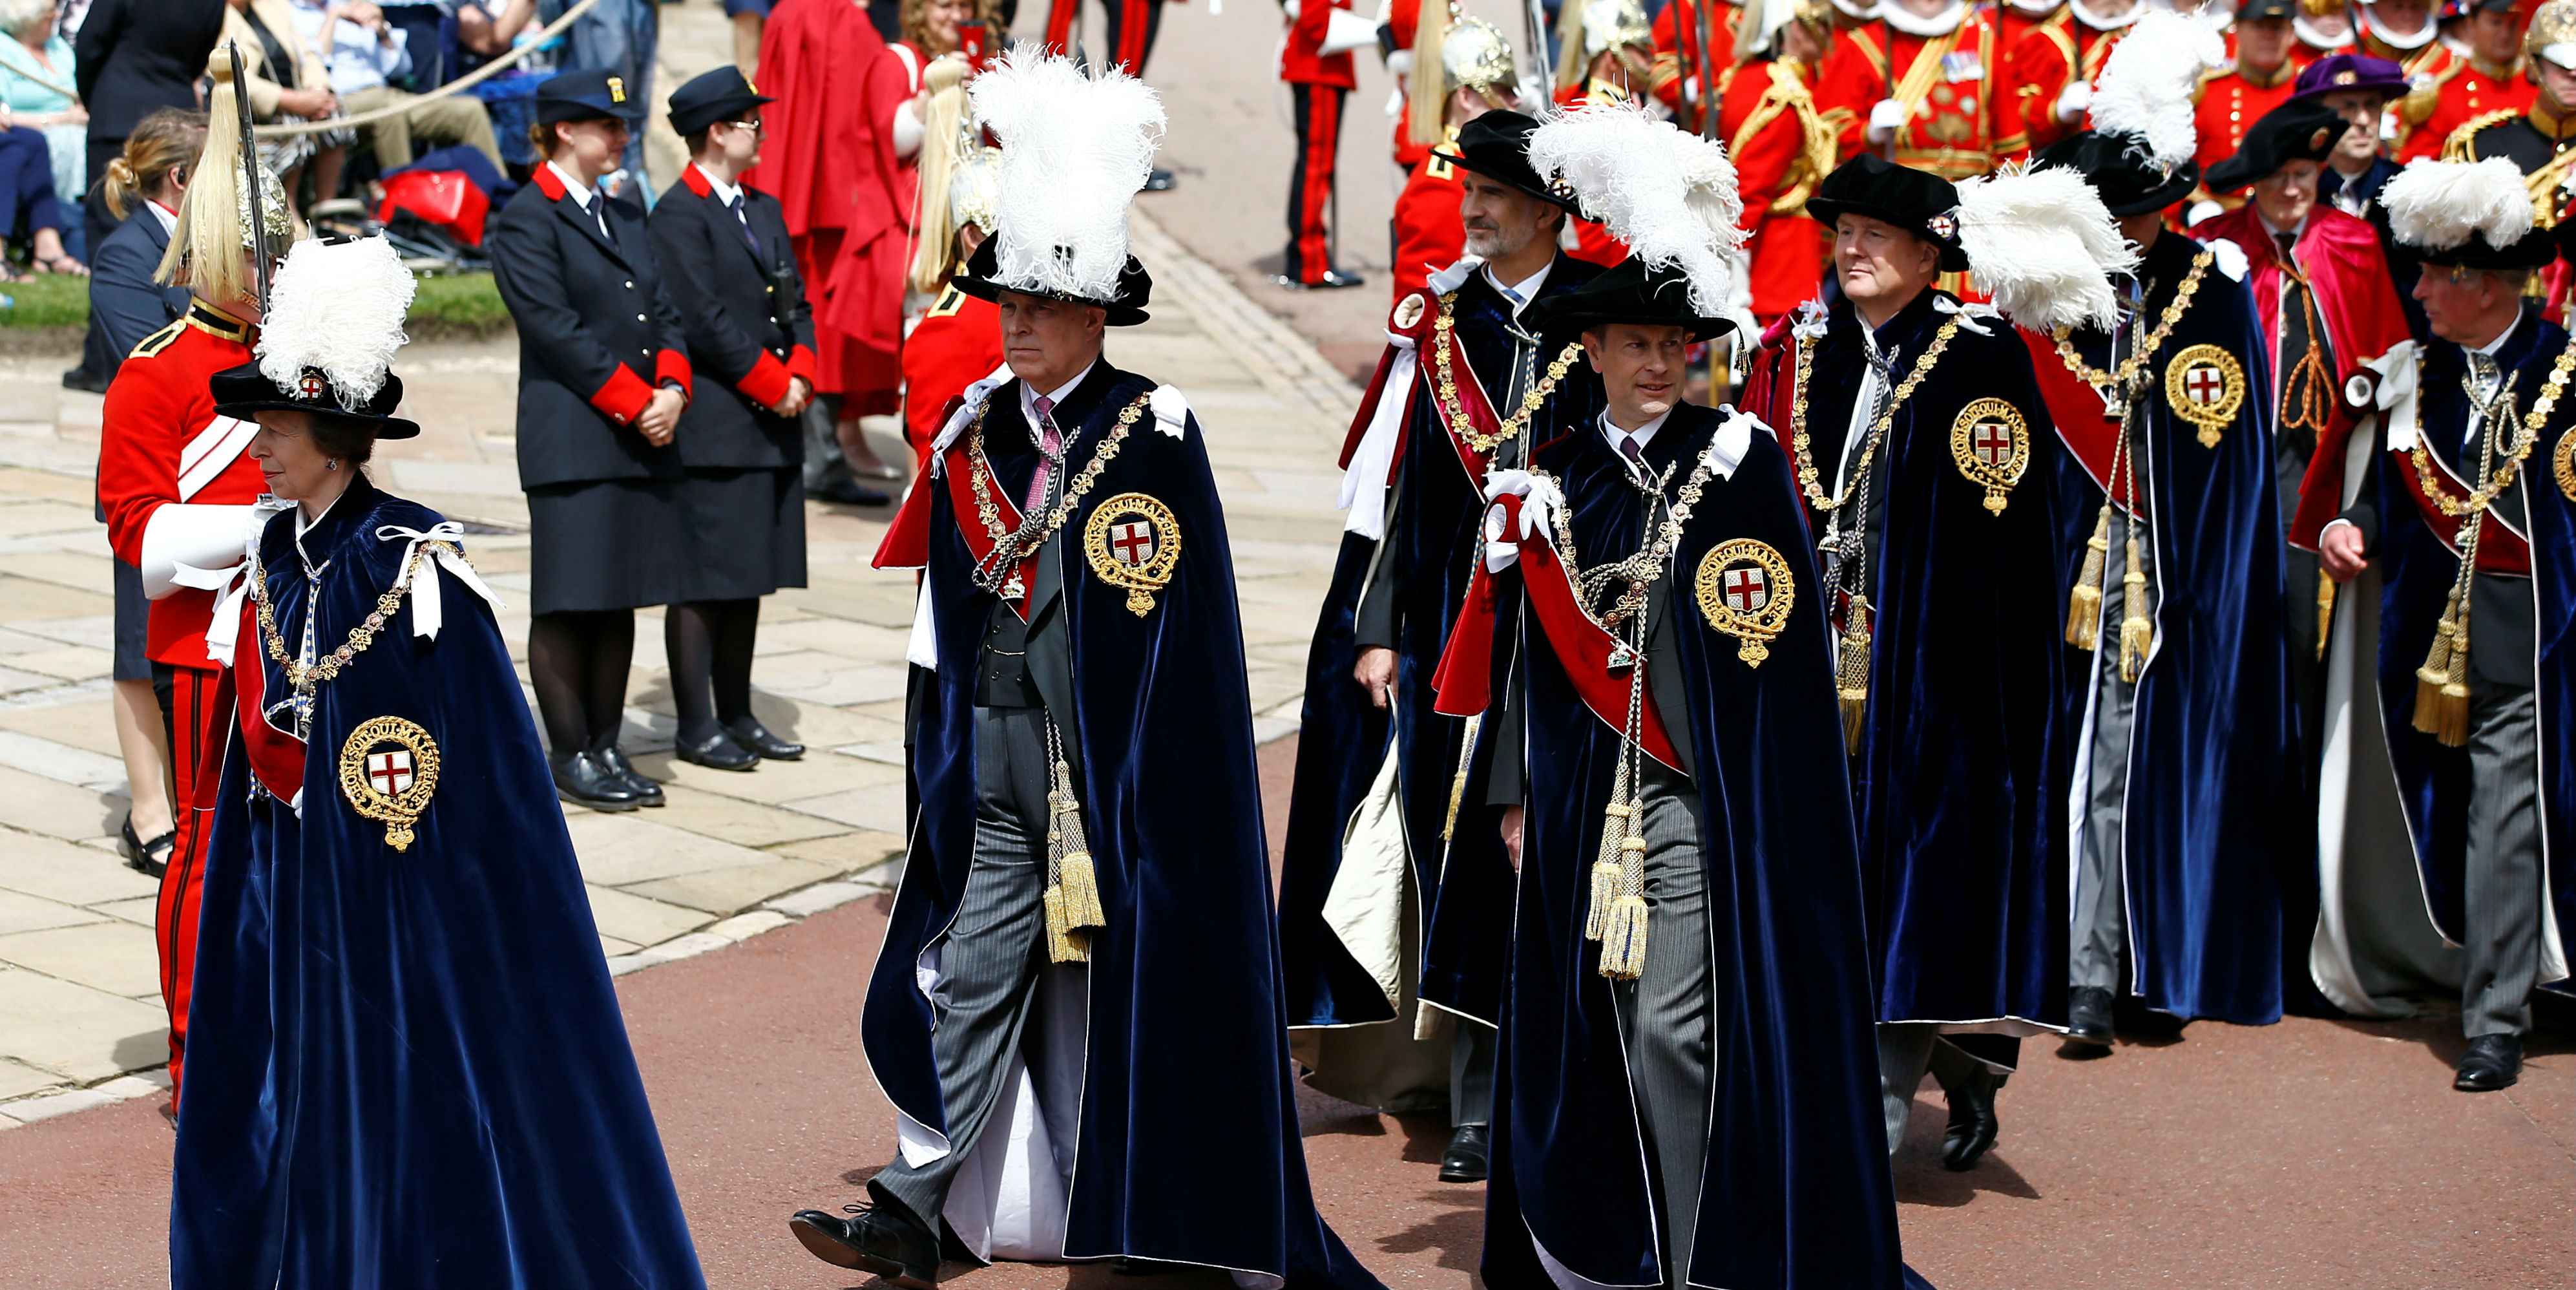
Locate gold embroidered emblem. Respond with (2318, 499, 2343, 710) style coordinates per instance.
(339, 717, 439, 852)
(606, 76, 627, 103)
(2555, 426, 2576, 502)
(1082, 492, 1182, 616)
(1949, 397, 2030, 514)
(2166, 344, 2245, 447)
(1693, 539, 1795, 667)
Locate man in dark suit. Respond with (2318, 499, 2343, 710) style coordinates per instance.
(74, 0, 225, 268)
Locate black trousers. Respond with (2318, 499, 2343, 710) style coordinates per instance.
(1283, 84, 1346, 284)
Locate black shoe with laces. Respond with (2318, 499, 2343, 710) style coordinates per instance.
(552, 751, 639, 812)
(594, 745, 664, 807)
(2064, 984, 2115, 1048)
(1438, 1122, 1489, 1182)
(789, 1186, 939, 1287)
(2455, 1033, 2524, 1092)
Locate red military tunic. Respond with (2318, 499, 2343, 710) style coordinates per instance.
(2407, 54, 2537, 161)
(99, 302, 263, 668)
(1390, 125, 1467, 304)
(1722, 57, 1836, 322)
(899, 283, 1005, 466)
(1816, 3, 2015, 182)
(1647, 0, 1739, 133)
(2003, 5, 2133, 158)
(1388, 0, 1431, 172)
(2356, 23, 2467, 159)
(2191, 59, 2305, 210)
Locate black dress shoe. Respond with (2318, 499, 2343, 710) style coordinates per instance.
(2455, 1033, 2524, 1092)
(1941, 1069, 2000, 1172)
(1143, 167, 1176, 191)
(726, 716, 805, 760)
(2064, 985, 2115, 1048)
(552, 752, 640, 812)
(1438, 1122, 1490, 1183)
(593, 745, 664, 807)
(789, 1189, 939, 1287)
(813, 476, 892, 506)
(1272, 268, 1367, 291)
(674, 727, 759, 771)
(60, 366, 107, 393)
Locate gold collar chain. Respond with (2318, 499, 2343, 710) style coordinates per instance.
(2411, 341, 2576, 518)
(2049, 249, 2214, 418)
(1430, 292, 1585, 455)
(964, 390, 1153, 594)
(1545, 443, 1724, 636)
(1788, 316, 1961, 513)
(249, 538, 448, 692)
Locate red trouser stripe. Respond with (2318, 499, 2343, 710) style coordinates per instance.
(1105, 0, 1160, 76)
(157, 663, 222, 1099)
(1284, 85, 1345, 284)
(1045, 0, 1077, 53)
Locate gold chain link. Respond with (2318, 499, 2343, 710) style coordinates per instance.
(1429, 293, 1586, 454)
(1788, 317, 1960, 513)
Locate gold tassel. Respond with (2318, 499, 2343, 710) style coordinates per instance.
(1043, 884, 1087, 964)
(2413, 598, 2472, 747)
(1058, 851, 1105, 929)
(2066, 503, 2111, 649)
(1598, 893, 1649, 980)
(1042, 743, 1098, 962)
(2315, 571, 2337, 661)
(1836, 597, 1873, 755)
(1441, 714, 1481, 843)
(2118, 533, 2152, 684)
(1587, 760, 1633, 940)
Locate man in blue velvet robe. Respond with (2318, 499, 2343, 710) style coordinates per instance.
(1277, 107, 1603, 1185)
(2031, 125, 2299, 1048)
(2311, 162, 2576, 1093)
(1741, 155, 2070, 1174)
(1438, 251, 1922, 1290)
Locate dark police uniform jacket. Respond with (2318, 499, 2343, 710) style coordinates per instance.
(488, 164, 693, 490)
(649, 163, 817, 472)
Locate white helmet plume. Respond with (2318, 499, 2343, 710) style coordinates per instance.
(2383, 157, 2536, 253)
(1954, 162, 2136, 334)
(256, 237, 416, 412)
(969, 44, 1165, 305)
(2087, 10, 2226, 173)
(1526, 101, 1745, 315)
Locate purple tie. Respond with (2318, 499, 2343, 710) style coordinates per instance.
(1024, 396, 1062, 513)
(1619, 434, 1646, 474)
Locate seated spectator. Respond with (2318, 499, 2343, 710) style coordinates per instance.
(0, 112, 76, 275)
(0, 1, 85, 256)
(218, 0, 348, 230)
(452, 0, 536, 81)
(290, 0, 501, 173)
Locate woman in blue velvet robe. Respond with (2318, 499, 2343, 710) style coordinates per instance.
(172, 363, 706, 1289)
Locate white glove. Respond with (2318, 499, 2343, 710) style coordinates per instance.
(1867, 98, 1905, 143)
(2055, 81, 2091, 125)
(2184, 200, 2223, 227)
(1480, 470, 1564, 572)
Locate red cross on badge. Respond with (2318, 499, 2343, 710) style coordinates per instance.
(2184, 364, 2226, 405)
(1972, 419, 2013, 465)
(298, 370, 328, 401)
(1722, 566, 1770, 613)
(366, 749, 414, 798)
(1107, 520, 1156, 568)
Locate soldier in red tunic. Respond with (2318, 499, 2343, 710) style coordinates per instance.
(98, 63, 289, 1101)
(2411, 0, 2539, 160)
(1814, 0, 2016, 182)
(2003, 0, 2142, 161)
(1279, 0, 1371, 290)
(1387, 11, 1520, 304)
(2190, 0, 2310, 218)
(2356, 0, 2471, 156)
(1722, 0, 1838, 324)
(1646, 0, 1739, 133)
(902, 125, 1006, 466)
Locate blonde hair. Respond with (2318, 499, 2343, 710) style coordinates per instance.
(104, 109, 207, 222)
(1408, 1, 1453, 149)
(901, 0, 990, 56)
(907, 56, 974, 294)
(154, 63, 258, 303)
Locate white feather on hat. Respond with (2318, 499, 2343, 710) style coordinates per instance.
(1954, 163, 2137, 334)
(256, 237, 415, 412)
(2382, 157, 2536, 253)
(2087, 10, 2226, 172)
(969, 44, 1165, 306)
(1525, 101, 1746, 315)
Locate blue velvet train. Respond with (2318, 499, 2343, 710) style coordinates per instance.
(171, 476, 707, 1289)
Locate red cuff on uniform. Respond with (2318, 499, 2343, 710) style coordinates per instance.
(655, 350, 694, 402)
(738, 349, 793, 409)
(786, 344, 817, 384)
(591, 363, 654, 425)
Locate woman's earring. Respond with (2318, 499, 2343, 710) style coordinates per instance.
(326, 460, 340, 471)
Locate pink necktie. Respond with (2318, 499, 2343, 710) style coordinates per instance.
(1023, 396, 1062, 513)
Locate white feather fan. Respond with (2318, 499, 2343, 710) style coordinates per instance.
(2383, 157, 2535, 253)
(968, 44, 1166, 304)
(1954, 163, 2137, 333)
(256, 237, 415, 411)
(1525, 101, 1746, 315)
(2087, 10, 2225, 172)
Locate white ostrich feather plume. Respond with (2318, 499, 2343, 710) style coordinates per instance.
(2088, 10, 2225, 172)
(256, 237, 415, 411)
(1526, 101, 1745, 315)
(969, 44, 1164, 303)
(2383, 157, 2534, 253)
(1954, 163, 2136, 333)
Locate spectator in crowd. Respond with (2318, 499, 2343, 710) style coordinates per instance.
(217, 0, 346, 231)
(0, 1, 87, 257)
(71, 0, 222, 280)
(0, 102, 81, 275)
(87, 107, 203, 879)
(453, 0, 537, 81)
(288, 0, 501, 174)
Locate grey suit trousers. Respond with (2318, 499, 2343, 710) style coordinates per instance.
(874, 704, 1063, 1225)
(2462, 668, 2544, 1038)
(2072, 515, 2150, 993)
(1451, 1018, 1496, 1127)
(1616, 759, 1713, 1287)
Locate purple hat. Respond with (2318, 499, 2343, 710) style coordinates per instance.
(2292, 53, 2412, 101)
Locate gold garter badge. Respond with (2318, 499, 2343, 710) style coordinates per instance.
(2554, 427, 2576, 502)
(1693, 540, 1795, 667)
(1949, 397, 2030, 514)
(1082, 492, 1182, 616)
(339, 717, 439, 852)
(2166, 344, 2245, 447)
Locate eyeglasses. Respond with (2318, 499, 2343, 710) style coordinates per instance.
(720, 118, 766, 136)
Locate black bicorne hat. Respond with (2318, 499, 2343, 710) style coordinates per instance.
(667, 65, 775, 136)
(2422, 227, 2559, 272)
(1803, 155, 1969, 272)
(210, 362, 421, 439)
(2203, 99, 2349, 194)
(538, 68, 649, 125)
(2033, 129, 2200, 218)
(1522, 257, 1735, 342)
(1432, 111, 1584, 213)
(952, 235, 1154, 326)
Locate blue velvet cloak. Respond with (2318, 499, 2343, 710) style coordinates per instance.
(2045, 231, 2298, 1025)
(2374, 318, 2576, 991)
(1475, 405, 1915, 1290)
(1279, 257, 1605, 1039)
(171, 475, 707, 1289)
(868, 363, 1383, 1288)
(1748, 293, 2071, 1031)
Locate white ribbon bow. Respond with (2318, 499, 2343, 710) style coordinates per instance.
(376, 523, 503, 639)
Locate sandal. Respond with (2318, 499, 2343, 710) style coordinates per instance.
(120, 816, 174, 878)
(34, 251, 85, 277)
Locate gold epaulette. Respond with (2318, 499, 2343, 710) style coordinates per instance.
(129, 319, 183, 361)
(2440, 107, 2524, 162)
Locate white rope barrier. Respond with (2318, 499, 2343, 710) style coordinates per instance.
(251, 0, 604, 138)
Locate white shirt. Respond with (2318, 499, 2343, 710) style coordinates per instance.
(147, 198, 177, 237)
(549, 162, 611, 238)
(1018, 361, 1096, 433)
(695, 164, 752, 236)
(1484, 260, 1553, 319)
(1598, 407, 1672, 481)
